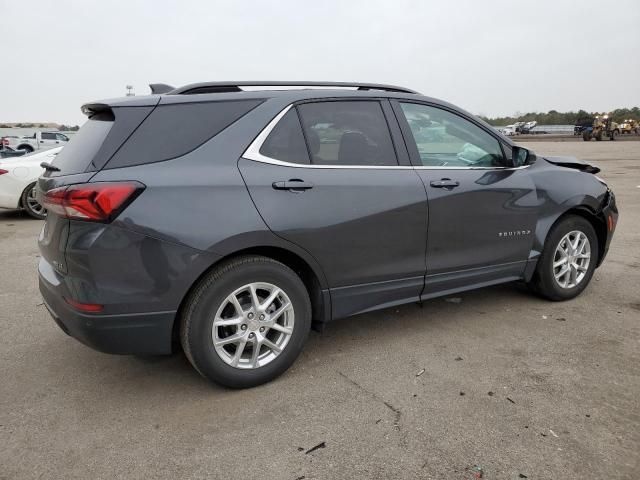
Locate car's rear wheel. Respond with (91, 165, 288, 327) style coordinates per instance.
(21, 182, 47, 219)
(529, 215, 598, 301)
(180, 255, 311, 388)
(17, 145, 34, 153)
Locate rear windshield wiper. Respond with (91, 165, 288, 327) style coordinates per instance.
(40, 162, 60, 172)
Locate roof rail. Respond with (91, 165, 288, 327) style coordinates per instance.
(166, 81, 419, 95)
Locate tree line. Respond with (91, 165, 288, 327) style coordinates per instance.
(480, 107, 640, 126)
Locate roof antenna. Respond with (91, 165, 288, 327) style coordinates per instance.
(149, 83, 175, 94)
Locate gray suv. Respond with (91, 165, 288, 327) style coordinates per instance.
(37, 82, 618, 388)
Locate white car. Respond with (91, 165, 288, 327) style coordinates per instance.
(0, 147, 62, 219)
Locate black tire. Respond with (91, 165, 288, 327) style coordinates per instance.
(582, 132, 590, 141)
(17, 144, 34, 153)
(180, 255, 312, 388)
(20, 182, 47, 219)
(529, 215, 598, 301)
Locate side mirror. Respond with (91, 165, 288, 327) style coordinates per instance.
(512, 146, 536, 167)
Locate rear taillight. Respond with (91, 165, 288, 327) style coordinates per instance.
(64, 297, 104, 312)
(0, 169, 8, 175)
(1, 137, 8, 146)
(42, 182, 144, 222)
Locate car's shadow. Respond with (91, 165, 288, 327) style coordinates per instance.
(71, 281, 541, 394)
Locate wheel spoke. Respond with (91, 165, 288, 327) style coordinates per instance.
(270, 323, 293, 335)
(553, 258, 567, 268)
(231, 339, 247, 367)
(214, 332, 244, 346)
(227, 293, 244, 316)
(262, 288, 282, 310)
(262, 338, 281, 354)
(250, 340, 262, 368)
(555, 264, 570, 280)
(214, 316, 242, 327)
(569, 265, 578, 285)
(269, 302, 292, 322)
(249, 284, 261, 310)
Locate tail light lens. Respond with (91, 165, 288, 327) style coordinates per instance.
(42, 181, 144, 222)
(0, 169, 8, 175)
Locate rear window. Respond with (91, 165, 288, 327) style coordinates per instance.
(50, 113, 114, 175)
(104, 99, 262, 169)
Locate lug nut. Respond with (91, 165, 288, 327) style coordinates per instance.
(248, 333, 255, 338)
(241, 324, 247, 331)
(248, 313, 254, 319)
(259, 327, 265, 333)
(259, 314, 265, 320)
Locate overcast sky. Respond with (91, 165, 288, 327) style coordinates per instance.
(2, 0, 639, 124)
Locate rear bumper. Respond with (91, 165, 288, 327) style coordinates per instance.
(39, 263, 175, 355)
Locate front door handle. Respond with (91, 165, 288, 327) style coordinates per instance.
(272, 179, 314, 192)
(430, 178, 460, 189)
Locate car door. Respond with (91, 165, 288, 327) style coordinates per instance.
(239, 99, 428, 319)
(392, 101, 538, 297)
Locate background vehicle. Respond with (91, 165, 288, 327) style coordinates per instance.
(37, 82, 618, 388)
(619, 119, 639, 135)
(0, 147, 61, 219)
(582, 115, 620, 141)
(2, 131, 69, 153)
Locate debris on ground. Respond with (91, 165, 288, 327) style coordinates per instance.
(549, 429, 559, 437)
(416, 368, 425, 377)
(556, 317, 566, 321)
(542, 315, 548, 319)
(305, 442, 326, 454)
(295, 476, 306, 480)
(519, 474, 528, 478)
(488, 391, 494, 396)
(506, 397, 516, 404)
(586, 414, 591, 418)
(472, 465, 483, 478)
(297, 447, 304, 451)
(540, 432, 547, 437)
(455, 356, 464, 361)
(460, 391, 465, 396)
(445, 297, 462, 304)
(375, 419, 382, 424)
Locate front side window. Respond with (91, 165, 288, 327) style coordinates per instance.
(297, 101, 397, 166)
(399, 103, 506, 168)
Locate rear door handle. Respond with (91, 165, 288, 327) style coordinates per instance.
(430, 178, 460, 189)
(272, 179, 314, 191)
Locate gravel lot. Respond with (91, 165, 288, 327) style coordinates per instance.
(1, 141, 638, 480)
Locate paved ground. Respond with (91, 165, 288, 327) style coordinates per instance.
(1, 141, 638, 479)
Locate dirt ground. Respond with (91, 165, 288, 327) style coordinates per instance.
(1, 141, 638, 479)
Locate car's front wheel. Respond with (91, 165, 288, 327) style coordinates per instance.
(21, 182, 47, 219)
(529, 215, 598, 301)
(180, 255, 311, 388)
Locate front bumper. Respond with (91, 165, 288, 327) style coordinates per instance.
(598, 189, 618, 266)
(39, 261, 175, 355)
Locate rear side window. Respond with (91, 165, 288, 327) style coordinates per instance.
(50, 114, 114, 175)
(105, 99, 262, 169)
(259, 109, 310, 164)
(297, 101, 397, 166)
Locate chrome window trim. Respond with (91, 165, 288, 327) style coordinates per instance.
(242, 104, 531, 171)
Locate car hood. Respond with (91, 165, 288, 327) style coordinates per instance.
(543, 156, 600, 174)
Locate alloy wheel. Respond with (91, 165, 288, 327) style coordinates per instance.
(212, 282, 294, 369)
(26, 186, 46, 217)
(553, 230, 591, 289)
